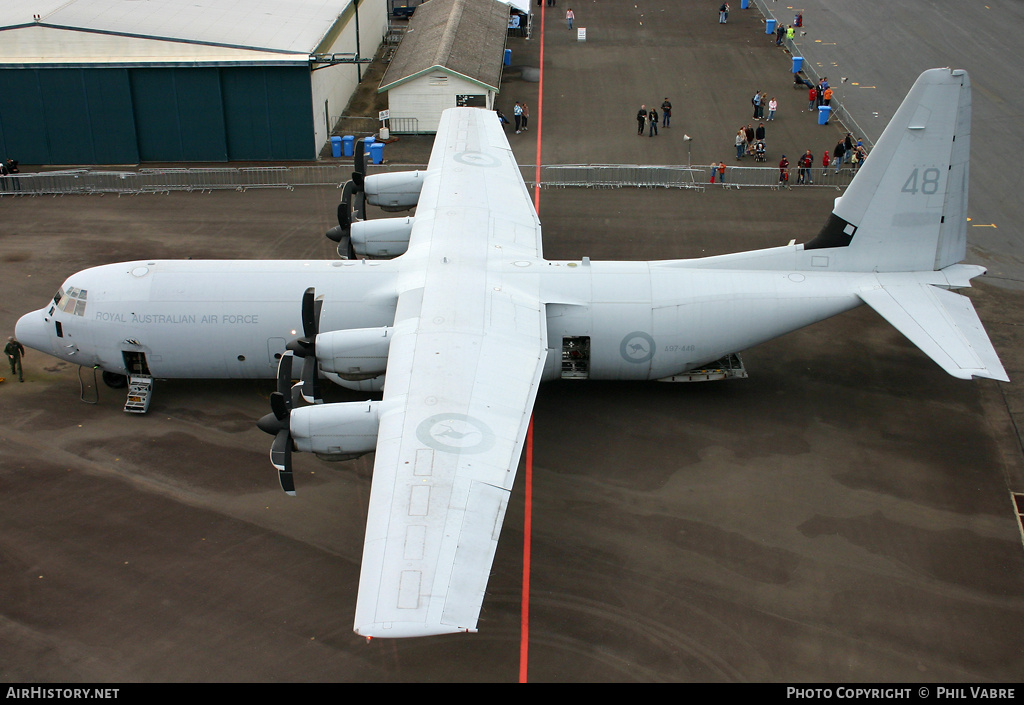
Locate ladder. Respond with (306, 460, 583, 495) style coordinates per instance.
(124, 375, 153, 413)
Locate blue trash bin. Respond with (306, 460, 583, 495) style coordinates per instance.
(766, 18, 776, 34)
(792, 56, 804, 73)
(330, 136, 342, 158)
(817, 105, 831, 125)
(369, 142, 384, 165)
(740, 0, 749, 8)
(342, 135, 354, 157)
(504, 49, 512, 66)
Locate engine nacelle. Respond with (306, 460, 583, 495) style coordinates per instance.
(290, 401, 379, 459)
(316, 326, 393, 380)
(364, 170, 424, 210)
(351, 217, 414, 258)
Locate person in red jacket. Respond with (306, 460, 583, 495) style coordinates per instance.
(808, 86, 817, 111)
(778, 155, 790, 184)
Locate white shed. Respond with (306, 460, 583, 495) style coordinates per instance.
(379, 0, 509, 134)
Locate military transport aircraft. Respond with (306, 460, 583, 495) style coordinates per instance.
(15, 68, 1007, 638)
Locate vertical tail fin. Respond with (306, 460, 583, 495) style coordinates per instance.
(806, 68, 971, 273)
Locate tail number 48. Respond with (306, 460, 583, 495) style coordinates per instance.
(901, 167, 942, 195)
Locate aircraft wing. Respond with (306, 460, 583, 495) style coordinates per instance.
(354, 108, 546, 637)
(858, 282, 1008, 382)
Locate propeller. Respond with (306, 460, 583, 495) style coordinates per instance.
(257, 351, 298, 495)
(326, 137, 366, 259)
(286, 287, 323, 404)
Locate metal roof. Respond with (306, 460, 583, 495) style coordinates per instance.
(379, 0, 509, 93)
(0, 0, 356, 56)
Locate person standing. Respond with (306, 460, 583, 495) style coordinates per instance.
(853, 141, 867, 170)
(778, 155, 790, 184)
(5, 336, 25, 382)
(767, 96, 778, 121)
(832, 138, 846, 172)
(513, 102, 523, 133)
(661, 98, 672, 127)
(648, 107, 659, 137)
(735, 128, 745, 159)
(637, 105, 647, 135)
(566, 8, 574, 29)
(521, 102, 530, 131)
(797, 149, 814, 184)
(755, 122, 766, 143)
(752, 90, 761, 119)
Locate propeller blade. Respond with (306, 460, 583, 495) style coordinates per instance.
(339, 184, 353, 228)
(353, 188, 366, 222)
(271, 430, 295, 496)
(301, 287, 317, 340)
(337, 233, 355, 260)
(277, 351, 294, 394)
(353, 138, 366, 185)
(258, 350, 298, 494)
(300, 354, 322, 404)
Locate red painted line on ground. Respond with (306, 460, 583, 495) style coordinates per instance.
(520, 4, 546, 685)
(519, 417, 534, 683)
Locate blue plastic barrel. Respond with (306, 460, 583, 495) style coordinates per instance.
(740, 0, 749, 8)
(792, 56, 804, 73)
(766, 18, 776, 34)
(504, 49, 512, 66)
(369, 142, 384, 165)
(330, 136, 342, 158)
(818, 105, 831, 125)
(342, 135, 354, 157)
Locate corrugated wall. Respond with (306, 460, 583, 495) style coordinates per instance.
(0, 65, 315, 165)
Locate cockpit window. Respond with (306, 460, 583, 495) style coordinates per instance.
(56, 286, 87, 316)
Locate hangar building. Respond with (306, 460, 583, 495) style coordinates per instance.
(0, 0, 388, 165)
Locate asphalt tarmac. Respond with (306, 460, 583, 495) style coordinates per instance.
(1, 0, 1023, 683)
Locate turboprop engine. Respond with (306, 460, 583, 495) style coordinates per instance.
(363, 170, 424, 211)
(351, 217, 414, 258)
(289, 400, 380, 460)
(316, 326, 393, 380)
(257, 351, 381, 495)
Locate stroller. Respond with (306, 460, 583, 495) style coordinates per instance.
(754, 140, 766, 162)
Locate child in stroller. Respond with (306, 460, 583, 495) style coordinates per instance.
(754, 140, 766, 162)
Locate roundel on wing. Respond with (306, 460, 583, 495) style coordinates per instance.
(416, 413, 496, 454)
(453, 151, 501, 168)
(620, 331, 656, 364)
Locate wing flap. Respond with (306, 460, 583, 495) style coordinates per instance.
(859, 283, 1008, 381)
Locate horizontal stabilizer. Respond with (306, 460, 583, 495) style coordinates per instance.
(859, 284, 1008, 381)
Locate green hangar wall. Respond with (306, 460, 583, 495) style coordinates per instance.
(0, 64, 315, 165)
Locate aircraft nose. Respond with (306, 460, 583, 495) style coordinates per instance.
(15, 310, 52, 354)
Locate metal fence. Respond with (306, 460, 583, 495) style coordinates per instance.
(0, 162, 859, 196)
(0, 166, 352, 195)
(533, 163, 855, 189)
